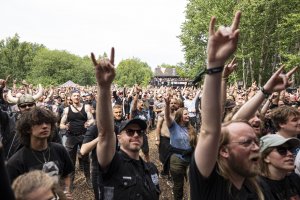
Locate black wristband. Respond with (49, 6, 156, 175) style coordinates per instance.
(206, 66, 224, 75)
(192, 66, 224, 85)
(260, 87, 271, 98)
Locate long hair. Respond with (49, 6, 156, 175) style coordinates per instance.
(217, 120, 265, 200)
(17, 107, 57, 147)
(259, 148, 274, 178)
(174, 107, 197, 148)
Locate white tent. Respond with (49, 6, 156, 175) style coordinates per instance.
(59, 80, 77, 87)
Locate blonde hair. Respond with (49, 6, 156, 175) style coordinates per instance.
(217, 120, 265, 200)
(12, 170, 65, 200)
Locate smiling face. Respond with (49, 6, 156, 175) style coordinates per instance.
(181, 109, 189, 123)
(117, 123, 144, 153)
(248, 112, 261, 137)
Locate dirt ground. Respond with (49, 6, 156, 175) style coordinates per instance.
(72, 130, 189, 200)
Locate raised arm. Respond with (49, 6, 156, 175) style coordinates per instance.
(222, 57, 237, 112)
(195, 11, 241, 177)
(232, 65, 298, 121)
(164, 95, 173, 128)
(91, 48, 116, 170)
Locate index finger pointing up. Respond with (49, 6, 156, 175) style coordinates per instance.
(231, 11, 242, 31)
(110, 47, 115, 66)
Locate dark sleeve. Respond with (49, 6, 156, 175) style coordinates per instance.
(99, 152, 121, 178)
(54, 143, 74, 178)
(6, 151, 25, 183)
(195, 97, 201, 113)
(257, 176, 276, 200)
(0, 108, 9, 126)
(83, 125, 98, 144)
(189, 154, 219, 199)
(0, 143, 15, 199)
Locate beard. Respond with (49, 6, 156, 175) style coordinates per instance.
(227, 153, 259, 178)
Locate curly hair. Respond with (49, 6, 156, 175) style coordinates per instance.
(17, 107, 57, 147)
(270, 105, 300, 130)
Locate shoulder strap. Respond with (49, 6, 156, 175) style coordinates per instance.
(71, 104, 87, 120)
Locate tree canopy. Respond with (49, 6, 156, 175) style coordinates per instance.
(115, 58, 153, 87)
(180, 0, 300, 86)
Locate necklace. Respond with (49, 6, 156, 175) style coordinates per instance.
(31, 147, 51, 164)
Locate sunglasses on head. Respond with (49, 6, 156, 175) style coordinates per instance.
(19, 103, 35, 109)
(275, 146, 294, 156)
(124, 129, 145, 137)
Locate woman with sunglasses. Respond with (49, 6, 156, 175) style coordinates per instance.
(164, 95, 197, 200)
(259, 134, 300, 199)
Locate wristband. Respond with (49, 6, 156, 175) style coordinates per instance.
(206, 66, 224, 75)
(192, 66, 224, 85)
(260, 87, 271, 98)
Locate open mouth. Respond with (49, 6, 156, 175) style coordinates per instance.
(250, 156, 260, 162)
(252, 123, 260, 129)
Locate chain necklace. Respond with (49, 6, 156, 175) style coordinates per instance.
(31, 147, 51, 164)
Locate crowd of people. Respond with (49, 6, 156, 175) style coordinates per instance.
(1, 11, 300, 200)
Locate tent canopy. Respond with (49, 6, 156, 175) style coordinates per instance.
(59, 80, 77, 87)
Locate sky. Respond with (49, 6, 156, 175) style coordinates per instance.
(0, 0, 188, 70)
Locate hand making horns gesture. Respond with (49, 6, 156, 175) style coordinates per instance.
(263, 65, 298, 93)
(91, 48, 115, 87)
(207, 11, 241, 68)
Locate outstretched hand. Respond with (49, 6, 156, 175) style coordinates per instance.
(0, 79, 6, 88)
(91, 48, 115, 87)
(207, 11, 241, 68)
(223, 57, 237, 78)
(264, 65, 298, 93)
(164, 94, 171, 105)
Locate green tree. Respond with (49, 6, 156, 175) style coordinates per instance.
(115, 58, 153, 87)
(180, 0, 300, 86)
(27, 49, 95, 86)
(0, 34, 44, 81)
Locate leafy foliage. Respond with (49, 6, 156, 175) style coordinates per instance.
(0, 34, 44, 82)
(180, 0, 300, 86)
(27, 49, 95, 86)
(115, 58, 153, 87)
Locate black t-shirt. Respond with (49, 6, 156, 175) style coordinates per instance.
(259, 174, 300, 200)
(7, 142, 74, 183)
(98, 151, 160, 200)
(189, 155, 268, 200)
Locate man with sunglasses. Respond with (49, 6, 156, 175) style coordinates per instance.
(91, 48, 160, 200)
(259, 134, 300, 199)
(0, 82, 61, 160)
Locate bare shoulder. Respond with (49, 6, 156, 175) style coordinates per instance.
(84, 104, 92, 112)
(63, 106, 69, 114)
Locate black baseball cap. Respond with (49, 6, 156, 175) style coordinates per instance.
(118, 119, 147, 134)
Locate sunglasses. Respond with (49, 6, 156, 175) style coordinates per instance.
(124, 129, 145, 137)
(19, 103, 35, 109)
(275, 146, 294, 156)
